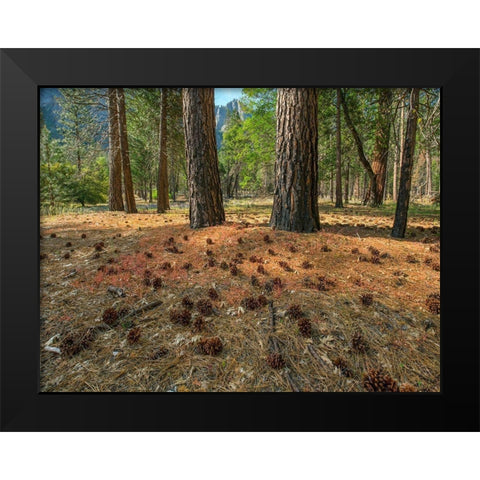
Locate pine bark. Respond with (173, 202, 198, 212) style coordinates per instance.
(183, 88, 225, 229)
(335, 89, 343, 208)
(270, 88, 320, 232)
(116, 88, 137, 214)
(392, 88, 420, 238)
(108, 88, 124, 211)
(157, 88, 170, 213)
(370, 89, 393, 206)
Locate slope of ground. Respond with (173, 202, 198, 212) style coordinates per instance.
(40, 199, 440, 392)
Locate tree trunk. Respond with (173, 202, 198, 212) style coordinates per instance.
(393, 102, 405, 201)
(425, 149, 432, 197)
(335, 89, 343, 208)
(183, 88, 225, 228)
(393, 155, 398, 201)
(370, 89, 393, 206)
(362, 173, 368, 201)
(384, 164, 388, 201)
(344, 159, 350, 204)
(330, 171, 334, 203)
(116, 88, 137, 213)
(108, 88, 124, 211)
(157, 89, 170, 213)
(340, 89, 378, 206)
(392, 88, 420, 238)
(270, 88, 320, 232)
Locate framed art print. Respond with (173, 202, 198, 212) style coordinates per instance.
(1, 49, 478, 431)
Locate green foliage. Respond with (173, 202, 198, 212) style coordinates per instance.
(219, 88, 276, 196)
(40, 123, 107, 210)
(66, 159, 108, 207)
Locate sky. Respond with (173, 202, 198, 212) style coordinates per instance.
(214, 88, 243, 106)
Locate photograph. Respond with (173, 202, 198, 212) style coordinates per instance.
(39, 86, 440, 393)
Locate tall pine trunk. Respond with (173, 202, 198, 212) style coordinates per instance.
(344, 159, 350, 204)
(157, 89, 170, 213)
(370, 89, 393, 206)
(270, 88, 320, 232)
(393, 102, 405, 201)
(392, 88, 420, 238)
(183, 88, 225, 228)
(116, 88, 137, 213)
(108, 88, 124, 211)
(335, 89, 343, 208)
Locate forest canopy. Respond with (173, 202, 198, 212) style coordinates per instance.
(40, 87, 440, 234)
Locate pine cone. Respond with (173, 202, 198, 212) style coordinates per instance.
(182, 296, 194, 309)
(207, 288, 219, 300)
(149, 347, 168, 359)
(298, 318, 312, 337)
(127, 326, 141, 344)
(287, 304, 303, 319)
(399, 382, 417, 392)
(198, 337, 223, 356)
(169, 309, 191, 326)
(192, 316, 205, 333)
(197, 299, 213, 316)
(102, 307, 119, 326)
(333, 356, 353, 377)
(242, 297, 260, 310)
(360, 293, 373, 306)
(425, 293, 440, 314)
(266, 352, 285, 369)
(363, 368, 399, 392)
(351, 331, 369, 353)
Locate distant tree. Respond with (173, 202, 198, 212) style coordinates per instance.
(335, 88, 343, 208)
(219, 110, 248, 198)
(183, 88, 225, 228)
(341, 88, 393, 206)
(157, 88, 170, 212)
(108, 88, 124, 211)
(40, 122, 107, 210)
(392, 88, 420, 238)
(126, 88, 161, 202)
(116, 88, 137, 213)
(66, 159, 108, 207)
(40, 122, 64, 208)
(239, 88, 277, 195)
(414, 89, 440, 198)
(369, 89, 393, 205)
(270, 88, 320, 232)
(165, 89, 185, 202)
(57, 88, 104, 172)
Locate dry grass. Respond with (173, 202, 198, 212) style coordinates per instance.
(40, 199, 440, 392)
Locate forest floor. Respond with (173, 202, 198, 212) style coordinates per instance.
(40, 198, 440, 392)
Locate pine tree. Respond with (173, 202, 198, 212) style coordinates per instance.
(270, 88, 320, 232)
(392, 88, 420, 238)
(108, 88, 124, 211)
(183, 88, 225, 228)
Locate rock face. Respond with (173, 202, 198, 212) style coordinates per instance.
(40, 88, 61, 138)
(215, 99, 245, 147)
